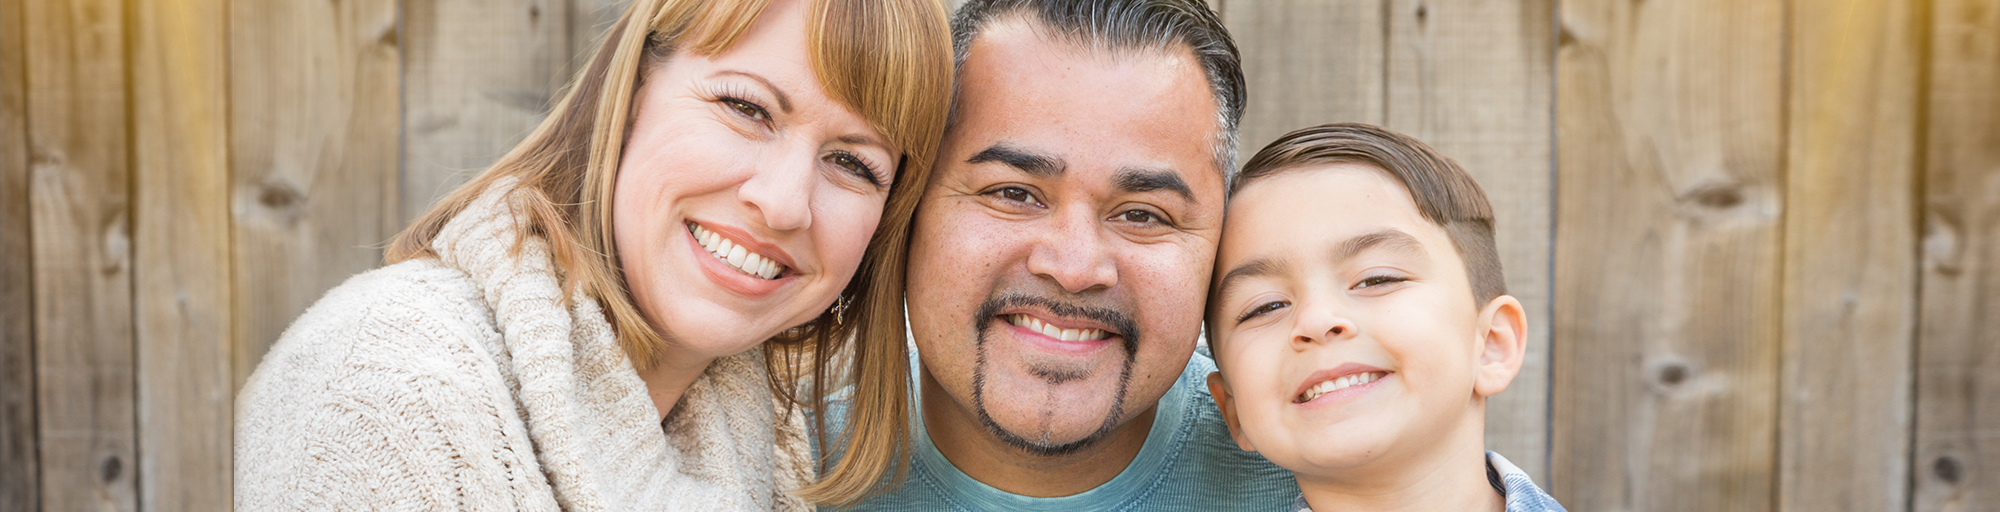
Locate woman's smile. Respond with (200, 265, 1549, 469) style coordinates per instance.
(683, 220, 798, 298)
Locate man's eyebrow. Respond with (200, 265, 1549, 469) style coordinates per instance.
(1216, 256, 1289, 302)
(1114, 167, 1195, 202)
(712, 70, 793, 114)
(967, 143, 1064, 177)
(1332, 229, 1427, 263)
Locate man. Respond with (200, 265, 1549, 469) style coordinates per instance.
(832, 0, 1296, 509)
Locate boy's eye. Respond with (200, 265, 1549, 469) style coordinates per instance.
(1353, 275, 1409, 290)
(1237, 300, 1290, 323)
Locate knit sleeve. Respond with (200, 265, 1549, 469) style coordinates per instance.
(236, 263, 539, 511)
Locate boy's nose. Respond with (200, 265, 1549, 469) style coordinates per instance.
(1291, 306, 1357, 347)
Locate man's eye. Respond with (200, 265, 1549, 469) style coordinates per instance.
(1237, 300, 1290, 323)
(994, 187, 1039, 205)
(721, 97, 769, 121)
(1115, 210, 1159, 223)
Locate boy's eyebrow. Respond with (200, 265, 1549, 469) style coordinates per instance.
(1333, 229, 1427, 263)
(1216, 256, 1289, 301)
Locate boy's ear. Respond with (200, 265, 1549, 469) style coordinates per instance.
(1206, 372, 1257, 452)
(1472, 294, 1528, 398)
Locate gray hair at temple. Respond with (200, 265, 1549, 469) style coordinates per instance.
(948, 0, 1247, 182)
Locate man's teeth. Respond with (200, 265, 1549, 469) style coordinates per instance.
(1006, 314, 1109, 341)
(687, 222, 784, 280)
(1297, 372, 1386, 403)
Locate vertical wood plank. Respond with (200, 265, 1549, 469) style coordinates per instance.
(0, 0, 37, 508)
(1552, 0, 1785, 509)
(401, 0, 569, 221)
(131, 0, 233, 509)
(229, 0, 402, 388)
(1777, 0, 1922, 510)
(23, 0, 139, 508)
(568, 0, 627, 67)
(1912, 0, 2000, 508)
(1381, 0, 1555, 482)
(1223, 0, 1389, 154)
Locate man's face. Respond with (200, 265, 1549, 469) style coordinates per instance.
(906, 19, 1226, 456)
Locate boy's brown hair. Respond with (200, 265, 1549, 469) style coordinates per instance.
(1232, 122, 1506, 304)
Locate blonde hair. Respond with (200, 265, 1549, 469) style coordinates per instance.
(386, 0, 951, 505)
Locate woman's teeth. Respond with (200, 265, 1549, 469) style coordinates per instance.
(687, 222, 784, 280)
(1297, 372, 1385, 403)
(1007, 314, 1109, 341)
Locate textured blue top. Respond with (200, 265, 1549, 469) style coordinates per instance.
(823, 352, 1298, 511)
(1287, 451, 1568, 512)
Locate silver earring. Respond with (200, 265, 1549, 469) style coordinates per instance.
(831, 295, 852, 325)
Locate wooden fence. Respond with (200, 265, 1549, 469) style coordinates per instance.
(1, 0, 1993, 510)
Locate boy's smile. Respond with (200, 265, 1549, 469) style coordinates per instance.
(1206, 163, 1505, 480)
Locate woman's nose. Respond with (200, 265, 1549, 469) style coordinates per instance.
(737, 144, 816, 232)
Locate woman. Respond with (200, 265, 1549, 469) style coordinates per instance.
(234, 0, 950, 508)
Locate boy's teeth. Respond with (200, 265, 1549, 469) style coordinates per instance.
(687, 222, 786, 280)
(1296, 372, 1386, 403)
(1005, 314, 1108, 341)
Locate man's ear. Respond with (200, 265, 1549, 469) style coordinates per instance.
(1206, 372, 1257, 452)
(1473, 294, 1528, 398)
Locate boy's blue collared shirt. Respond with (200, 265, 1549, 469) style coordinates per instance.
(1286, 451, 1568, 512)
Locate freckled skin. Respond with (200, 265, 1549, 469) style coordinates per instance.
(904, 19, 1227, 496)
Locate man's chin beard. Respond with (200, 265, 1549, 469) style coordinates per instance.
(968, 294, 1140, 457)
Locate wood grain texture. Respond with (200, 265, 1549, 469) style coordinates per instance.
(1381, 0, 1555, 482)
(401, 0, 570, 221)
(0, 0, 36, 508)
(229, 0, 402, 389)
(23, 0, 139, 509)
(1552, 0, 1785, 510)
(1913, 0, 2000, 509)
(1224, 0, 1389, 154)
(1778, 0, 1922, 509)
(131, 0, 233, 509)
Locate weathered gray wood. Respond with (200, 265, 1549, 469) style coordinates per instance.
(1552, 0, 1785, 509)
(401, 0, 571, 221)
(1224, 0, 1389, 154)
(24, 0, 139, 508)
(0, 0, 37, 508)
(229, 0, 403, 389)
(1777, 0, 1922, 510)
(1912, 0, 2000, 509)
(132, 0, 233, 508)
(1381, 0, 1555, 482)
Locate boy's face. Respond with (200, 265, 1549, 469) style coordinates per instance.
(1206, 163, 1520, 478)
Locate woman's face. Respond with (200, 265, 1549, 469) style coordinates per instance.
(613, 0, 898, 363)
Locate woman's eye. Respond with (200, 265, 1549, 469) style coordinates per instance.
(1237, 300, 1290, 323)
(721, 97, 769, 122)
(828, 152, 883, 187)
(1353, 275, 1409, 290)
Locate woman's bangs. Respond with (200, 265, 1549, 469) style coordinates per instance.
(807, 0, 953, 174)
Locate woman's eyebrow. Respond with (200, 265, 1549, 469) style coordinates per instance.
(711, 69, 793, 114)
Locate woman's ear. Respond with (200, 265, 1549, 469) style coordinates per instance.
(1473, 294, 1528, 398)
(1206, 372, 1257, 452)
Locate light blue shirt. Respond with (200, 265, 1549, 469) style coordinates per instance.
(1286, 451, 1568, 512)
(823, 352, 1298, 511)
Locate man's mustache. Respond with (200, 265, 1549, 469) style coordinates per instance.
(974, 293, 1141, 355)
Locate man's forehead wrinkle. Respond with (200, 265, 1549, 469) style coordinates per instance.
(1332, 229, 1427, 264)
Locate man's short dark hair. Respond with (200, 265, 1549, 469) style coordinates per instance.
(1234, 123, 1507, 305)
(949, 0, 1246, 178)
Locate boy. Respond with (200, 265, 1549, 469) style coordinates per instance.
(1205, 123, 1565, 511)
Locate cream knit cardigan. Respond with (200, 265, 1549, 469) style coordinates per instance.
(236, 183, 814, 510)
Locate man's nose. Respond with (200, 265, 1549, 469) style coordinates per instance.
(737, 143, 815, 232)
(1025, 207, 1118, 293)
